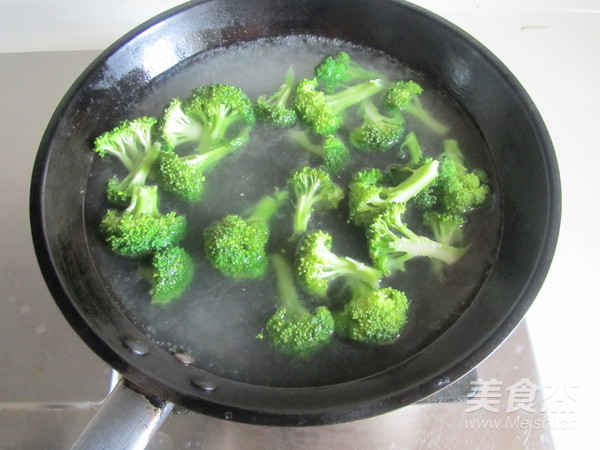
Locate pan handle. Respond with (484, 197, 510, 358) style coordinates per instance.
(71, 377, 174, 450)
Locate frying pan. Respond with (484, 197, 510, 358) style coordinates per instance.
(29, 0, 561, 446)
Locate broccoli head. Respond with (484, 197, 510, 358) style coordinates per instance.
(287, 166, 344, 240)
(349, 99, 405, 152)
(288, 129, 350, 173)
(264, 253, 334, 357)
(348, 159, 439, 227)
(335, 284, 409, 344)
(314, 51, 383, 92)
(413, 153, 491, 216)
(204, 190, 288, 279)
(367, 203, 466, 275)
(149, 246, 194, 305)
(93, 116, 162, 206)
(383, 80, 449, 136)
(100, 185, 186, 258)
(295, 230, 382, 298)
(182, 83, 255, 147)
(293, 77, 385, 135)
(254, 66, 298, 127)
(156, 97, 204, 151)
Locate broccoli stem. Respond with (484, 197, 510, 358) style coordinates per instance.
(289, 130, 324, 157)
(292, 186, 319, 237)
(443, 139, 467, 175)
(379, 215, 466, 265)
(188, 130, 248, 171)
(202, 104, 233, 147)
(120, 145, 160, 186)
(326, 79, 385, 113)
(246, 190, 289, 223)
(385, 159, 439, 204)
(400, 132, 422, 166)
(322, 255, 381, 290)
(271, 253, 306, 316)
(270, 67, 295, 108)
(405, 97, 449, 136)
(388, 234, 466, 264)
(126, 185, 161, 217)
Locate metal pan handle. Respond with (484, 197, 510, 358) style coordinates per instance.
(71, 378, 174, 450)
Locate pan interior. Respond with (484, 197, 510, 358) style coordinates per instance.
(84, 35, 501, 388)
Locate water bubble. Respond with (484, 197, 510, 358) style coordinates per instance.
(224, 411, 233, 420)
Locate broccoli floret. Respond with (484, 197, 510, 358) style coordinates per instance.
(157, 131, 250, 202)
(422, 211, 466, 247)
(100, 185, 186, 258)
(383, 80, 449, 136)
(348, 159, 439, 227)
(314, 51, 383, 92)
(254, 67, 297, 127)
(264, 253, 334, 357)
(335, 283, 409, 344)
(413, 153, 491, 216)
(295, 230, 382, 298)
(367, 203, 466, 275)
(149, 246, 194, 305)
(156, 97, 204, 151)
(293, 77, 385, 135)
(204, 190, 288, 279)
(288, 129, 350, 173)
(287, 167, 344, 240)
(93, 117, 162, 206)
(182, 83, 255, 147)
(349, 99, 406, 152)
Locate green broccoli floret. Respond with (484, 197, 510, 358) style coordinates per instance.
(287, 167, 344, 240)
(413, 152, 491, 216)
(254, 67, 297, 127)
(264, 253, 334, 358)
(100, 185, 186, 258)
(293, 77, 385, 135)
(383, 80, 449, 136)
(422, 211, 466, 247)
(335, 283, 409, 344)
(367, 203, 466, 275)
(149, 246, 194, 305)
(348, 159, 439, 227)
(157, 131, 250, 202)
(314, 51, 383, 92)
(156, 97, 205, 151)
(93, 117, 162, 206)
(182, 83, 255, 147)
(349, 99, 406, 152)
(204, 190, 288, 279)
(295, 230, 382, 298)
(288, 129, 350, 173)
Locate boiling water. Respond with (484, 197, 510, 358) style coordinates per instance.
(87, 36, 501, 387)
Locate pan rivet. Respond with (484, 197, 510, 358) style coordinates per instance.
(123, 337, 149, 356)
(191, 378, 217, 392)
(174, 352, 196, 365)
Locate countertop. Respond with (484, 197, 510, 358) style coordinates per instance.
(1, 1, 598, 449)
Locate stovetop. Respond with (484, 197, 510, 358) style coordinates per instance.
(0, 47, 550, 450)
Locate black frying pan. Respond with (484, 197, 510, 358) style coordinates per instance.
(30, 0, 560, 433)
